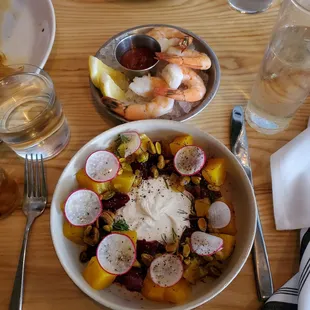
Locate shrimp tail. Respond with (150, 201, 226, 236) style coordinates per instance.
(101, 96, 126, 117)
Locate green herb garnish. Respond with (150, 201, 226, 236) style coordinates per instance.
(121, 134, 130, 143)
(164, 178, 169, 189)
(115, 134, 130, 146)
(177, 209, 188, 215)
(161, 233, 168, 244)
(113, 219, 129, 231)
(172, 228, 178, 243)
(115, 149, 121, 157)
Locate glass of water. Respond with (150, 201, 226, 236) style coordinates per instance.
(0, 64, 70, 159)
(246, 0, 310, 134)
(228, 0, 273, 14)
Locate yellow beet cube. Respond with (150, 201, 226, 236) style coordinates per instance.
(202, 158, 226, 186)
(161, 139, 173, 157)
(117, 230, 137, 245)
(169, 135, 193, 156)
(211, 234, 236, 261)
(141, 275, 166, 302)
(63, 220, 85, 245)
(111, 172, 135, 193)
(76, 168, 111, 195)
(164, 278, 191, 304)
(194, 198, 211, 217)
(83, 256, 116, 290)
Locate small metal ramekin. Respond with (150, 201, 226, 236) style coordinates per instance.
(115, 34, 161, 78)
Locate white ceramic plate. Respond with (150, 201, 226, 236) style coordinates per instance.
(50, 120, 257, 310)
(0, 0, 55, 68)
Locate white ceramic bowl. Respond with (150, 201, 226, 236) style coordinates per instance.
(0, 0, 55, 68)
(50, 120, 257, 310)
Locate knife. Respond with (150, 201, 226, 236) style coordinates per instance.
(231, 106, 274, 301)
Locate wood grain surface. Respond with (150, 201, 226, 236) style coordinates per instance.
(0, 0, 308, 309)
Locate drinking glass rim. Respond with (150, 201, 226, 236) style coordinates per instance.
(0, 64, 56, 133)
(292, 0, 310, 14)
(0, 63, 52, 80)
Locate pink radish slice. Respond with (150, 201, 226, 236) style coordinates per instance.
(191, 231, 223, 256)
(208, 201, 231, 229)
(97, 233, 136, 275)
(119, 132, 141, 158)
(174, 145, 206, 176)
(64, 189, 102, 226)
(150, 254, 183, 287)
(85, 150, 120, 182)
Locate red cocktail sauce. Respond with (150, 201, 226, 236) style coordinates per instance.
(120, 47, 157, 70)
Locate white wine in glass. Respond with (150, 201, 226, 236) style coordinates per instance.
(228, 0, 273, 13)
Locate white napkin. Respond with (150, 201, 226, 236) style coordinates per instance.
(265, 119, 310, 309)
(263, 228, 310, 310)
(270, 121, 310, 230)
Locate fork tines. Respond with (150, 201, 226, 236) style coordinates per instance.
(24, 154, 47, 198)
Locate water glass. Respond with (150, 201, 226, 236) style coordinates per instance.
(0, 168, 21, 219)
(228, 0, 273, 14)
(0, 64, 70, 159)
(246, 0, 310, 134)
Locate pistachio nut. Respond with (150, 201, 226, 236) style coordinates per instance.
(83, 226, 100, 246)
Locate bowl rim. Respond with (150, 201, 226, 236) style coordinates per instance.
(38, 0, 56, 68)
(50, 120, 257, 310)
(90, 24, 221, 123)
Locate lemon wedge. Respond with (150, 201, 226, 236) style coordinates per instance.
(99, 72, 126, 101)
(88, 56, 128, 90)
(89, 56, 103, 88)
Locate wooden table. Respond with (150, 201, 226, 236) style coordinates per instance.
(1, 0, 308, 309)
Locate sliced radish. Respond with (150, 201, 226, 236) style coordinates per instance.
(85, 150, 120, 182)
(150, 254, 183, 287)
(117, 131, 141, 158)
(64, 189, 102, 226)
(208, 201, 231, 229)
(174, 145, 206, 176)
(191, 231, 223, 256)
(97, 233, 136, 275)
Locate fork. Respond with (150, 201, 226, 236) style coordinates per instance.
(9, 154, 47, 310)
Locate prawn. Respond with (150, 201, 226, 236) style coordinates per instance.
(154, 65, 206, 102)
(129, 75, 168, 98)
(103, 96, 174, 121)
(155, 46, 211, 70)
(146, 27, 193, 52)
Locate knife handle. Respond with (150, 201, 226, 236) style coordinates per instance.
(231, 106, 273, 301)
(252, 213, 274, 301)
